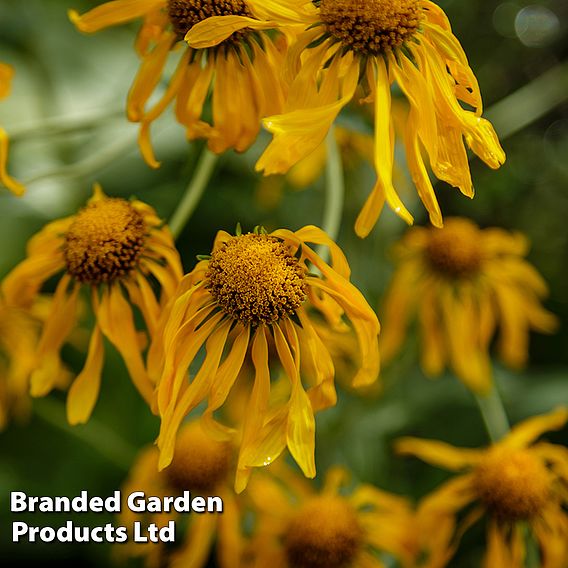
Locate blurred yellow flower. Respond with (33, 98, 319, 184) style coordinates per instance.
(192, 0, 505, 236)
(244, 463, 446, 568)
(1, 186, 182, 424)
(69, 0, 286, 167)
(118, 419, 244, 568)
(0, 63, 25, 196)
(396, 407, 568, 568)
(0, 295, 71, 430)
(381, 218, 558, 393)
(151, 225, 380, 491)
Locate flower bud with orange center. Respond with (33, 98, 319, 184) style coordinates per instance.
(164, 421, 233, 494)
(320, 0, 421, 55)
(206, 233, 307, 326)
(473, 447, 551, 520)
(425, 220, 483, 278)
(63, 198, 146, 286)
(284, 495, 363, 568)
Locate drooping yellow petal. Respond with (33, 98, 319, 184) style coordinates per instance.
(66, 326, 104, 425)
(502, 407, 568, 449)
(69, 0, 164, 33)
(395, 437, 483, 470)
(0, 128, 25, 196)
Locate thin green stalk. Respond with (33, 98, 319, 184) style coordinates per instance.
(317, 127, 345, 260)
(23, 132, 136, 186)
(169, 148, 218, 239)
(10, 107, 124, 141)
(474, 384, 510, 442)
(34, 398, 137, 471)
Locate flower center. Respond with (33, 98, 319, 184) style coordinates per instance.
(319, 0, 421, 55)
(63, 199, 146, 286)
(167, 0, 251, 41)
(285, 496, 363, 568)
(206, 233, 307, 326)
(165, 422, 232, 493)
(474, 448, 551, 520)
(425, 220, 482, 278)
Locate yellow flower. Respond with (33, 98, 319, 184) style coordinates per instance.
(118, 419, 244, 568)
(151, 225, 380, 491)
(1, 185, 182, 424)
(190, 0, 505, 236)
(0, 63, 25, 196)
(69, 0, 286, 167)
(0, 294, 73, 430)
(380, 218, 558, 393)
(396, 408, 568, 568)
(244, 463, 442, 568)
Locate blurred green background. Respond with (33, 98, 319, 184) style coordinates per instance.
(1, 0, 567, 566)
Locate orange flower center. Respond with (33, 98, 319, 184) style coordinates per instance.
(284, 495, 363, 568)
(425, 221, 482, 278)
(164, 422, 232, 493)
(64, 199, 146, 286)
(319, 0, 421, 55)
(167, 0, 251, 41)
(474, 448, 551, 520)
(206, 233, 307, 326)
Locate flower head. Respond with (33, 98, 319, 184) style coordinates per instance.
(151, 225, 380, 491)
(396, 407, 568, 567)
(380, 218, 558, 393)
(0, 63, 25, 196)
(118, 419, 244, 568)
(69, 0, 286, 167)
(1, 185, 182, 424)
(245, 463, 437, 567)
(197, 0, 505, 235)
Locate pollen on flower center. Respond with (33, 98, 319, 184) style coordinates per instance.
(206, 233, 307, 326)
(63, 199, 146, 286)
(425, 221, 482, 278)
(474, 448, 551, 520)
(285, 496, 363, 568)
(167, 0, 251, 41)
(319, 0, 421, 55)
(165, 422, 232, 493)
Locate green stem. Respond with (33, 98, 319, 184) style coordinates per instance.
(169, 148, 218, 239)
(23, 132, 136, 186)
(485, 60, 568, 141)
(474, 384, 510, 442)
(317, 127, 345, 260)
(34, 398, 137, 471)
(10, 107, 124, 141)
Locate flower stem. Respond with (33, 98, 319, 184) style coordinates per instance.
(10, 107, 124, 141)
(34, 398, 137, 471)
(317, 127, 345, 260)
(169, 147, 218, 239)
(474, 384, 510, 442)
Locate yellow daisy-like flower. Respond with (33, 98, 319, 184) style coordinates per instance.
(151, 225, 380, 491)
(380, 218, 558, 393)
(396, 407, 568, 568)
(69, 0, 286, 167)
(1, 185, 182, 424)
(0, 63, 25, 196)
(118, 419, 243, 568)
(0, 295, 71, 430)
(188, 0, 505, 236)
(244, 463, 448, 568)
(0, 297, 40, 429)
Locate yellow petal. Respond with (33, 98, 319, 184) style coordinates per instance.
(395, 437, 483, 470)
(68, 0, 164, 33)
(66, 326, 104, 425)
